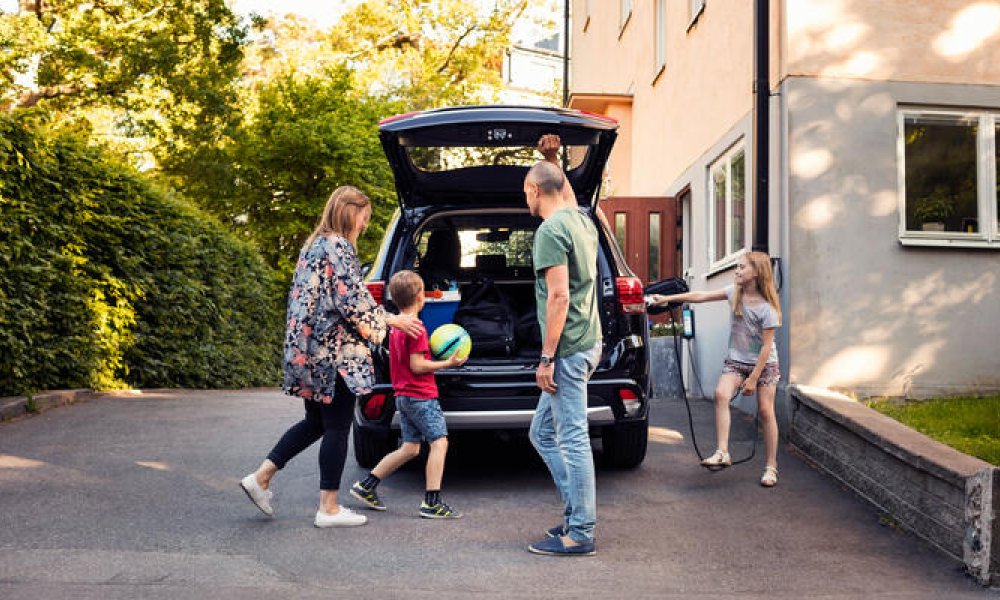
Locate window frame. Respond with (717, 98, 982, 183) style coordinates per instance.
(687, 0, 706, 31)
(896, 107, 1000, 249)
(653, 0, 667, 82)
(619, 0, 632, 37)
(707, 141, 747, 273)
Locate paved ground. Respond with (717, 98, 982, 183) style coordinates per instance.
(0, 389, 993, 599)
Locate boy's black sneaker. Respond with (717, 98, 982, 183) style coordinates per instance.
(419, 500, 462, 519)
(349, 481, 386, 511)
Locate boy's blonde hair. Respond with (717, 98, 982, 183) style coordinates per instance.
(388, 270, 424, 311)
(733, 251, 782, 324)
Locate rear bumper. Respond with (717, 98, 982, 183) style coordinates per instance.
(390, 406, 616, 429)
(354, 375, 647, 433)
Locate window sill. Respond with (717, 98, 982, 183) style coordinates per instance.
(898, 235, 1000, 249)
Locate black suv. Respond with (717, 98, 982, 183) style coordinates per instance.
(354, 106, 651, 468)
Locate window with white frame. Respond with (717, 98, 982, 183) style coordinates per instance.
(655, 0, 667, 74)
(689, 0, 706, 28)
(898, 109, 1000, 247)
(620, 0, 632, 33)
(709, 144, 746, 265)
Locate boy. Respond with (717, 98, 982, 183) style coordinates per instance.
(350, 270, 466, 518)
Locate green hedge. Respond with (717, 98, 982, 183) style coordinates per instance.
(0, 113, 284, 396)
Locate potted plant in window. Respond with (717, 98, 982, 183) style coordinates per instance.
(913, 187, 956, 231)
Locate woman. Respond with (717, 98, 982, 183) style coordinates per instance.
(240, 186, 422, 527)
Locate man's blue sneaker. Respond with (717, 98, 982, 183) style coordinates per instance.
(528, 535, 596, 556)
(545, 525, 566, 538)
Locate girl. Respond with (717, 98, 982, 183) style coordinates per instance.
(648, 251, 782, 487)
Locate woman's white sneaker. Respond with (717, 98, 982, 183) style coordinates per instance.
(240, 474, 273, 516)
(314, 506, 367, 528)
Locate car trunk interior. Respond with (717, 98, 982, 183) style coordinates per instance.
(400, 210, 545, 366)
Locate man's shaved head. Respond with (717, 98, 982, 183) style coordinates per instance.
(525, 161, 566, 197)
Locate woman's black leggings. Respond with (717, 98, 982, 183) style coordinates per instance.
(266, 376, 355, 491)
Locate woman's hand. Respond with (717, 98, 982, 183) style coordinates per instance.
(646, 294, 667, 307)
(388, 313, 423, 338)
(741, 375, 759, 396)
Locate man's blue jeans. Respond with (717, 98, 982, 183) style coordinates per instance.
(529, 342, 602, 543)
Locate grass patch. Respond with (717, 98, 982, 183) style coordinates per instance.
(868, 395, 1000, 466)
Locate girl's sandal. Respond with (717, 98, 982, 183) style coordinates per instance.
(700, 449, 732, 470)
(760, 466, 778, 487)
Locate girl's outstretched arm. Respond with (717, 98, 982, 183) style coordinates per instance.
(649, 289, 727, 306)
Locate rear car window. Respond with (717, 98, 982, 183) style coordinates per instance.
(417, 227, 535, 269)
(407, 145, 590, 173)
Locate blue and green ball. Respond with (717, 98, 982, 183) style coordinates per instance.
(429, 324, 472, 361)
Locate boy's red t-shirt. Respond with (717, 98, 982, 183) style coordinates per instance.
(389, 325, 438, 399)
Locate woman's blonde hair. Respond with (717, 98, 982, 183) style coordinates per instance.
(304, 185, 371, 248)
(732, 250, 782, 324)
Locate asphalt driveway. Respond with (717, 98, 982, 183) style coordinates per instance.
(0, 389, 992, 599)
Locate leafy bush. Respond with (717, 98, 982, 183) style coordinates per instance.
(0, 113, 284, 396)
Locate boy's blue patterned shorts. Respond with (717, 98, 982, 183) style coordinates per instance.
(396, 396, 448, 443)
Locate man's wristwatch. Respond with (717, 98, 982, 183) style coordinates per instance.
(539, 354, 553, 367)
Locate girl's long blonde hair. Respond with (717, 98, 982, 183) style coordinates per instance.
(304, 185, 370, 249)
(733, 251, 782, 324)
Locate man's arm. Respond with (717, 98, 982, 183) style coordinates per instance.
(536, 264, 570, 394)
(538, 134, 576, 204)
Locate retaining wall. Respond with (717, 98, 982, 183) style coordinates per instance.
(789, 385, 998, 586)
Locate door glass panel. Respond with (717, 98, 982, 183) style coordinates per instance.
(614, 212, 627, 251)
(648, 213, 661, 281)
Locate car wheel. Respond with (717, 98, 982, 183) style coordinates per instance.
(600, 418, 648, 469)
(353, 427, 398, 469)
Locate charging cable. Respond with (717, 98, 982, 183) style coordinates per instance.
(666, 307, 759, 471)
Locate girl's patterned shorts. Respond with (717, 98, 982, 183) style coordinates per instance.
(722, 359, 781, 386)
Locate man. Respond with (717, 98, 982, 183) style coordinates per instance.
(524, 135, 603, 556)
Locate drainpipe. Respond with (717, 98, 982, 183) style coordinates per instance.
(752, 0, 769, 253)
(563, 0, 570, 107)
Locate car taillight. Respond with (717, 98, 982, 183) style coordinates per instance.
(618, 388, 641, 416)
(363, 393, 388, 420)
(366, 281, 385, 305)
(616, 277, 645, 314)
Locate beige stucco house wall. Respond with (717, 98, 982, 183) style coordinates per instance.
(570, 0, 1000, 406)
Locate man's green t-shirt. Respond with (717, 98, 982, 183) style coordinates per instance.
(533, 207, 602, 358)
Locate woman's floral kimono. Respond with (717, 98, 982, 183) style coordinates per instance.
(282, 234, 388, 403)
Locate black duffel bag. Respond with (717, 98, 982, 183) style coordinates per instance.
(454, 277, 516, 357)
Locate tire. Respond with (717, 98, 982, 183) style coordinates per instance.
(353, 427, 397, 469)
(601, 418, 649, 469)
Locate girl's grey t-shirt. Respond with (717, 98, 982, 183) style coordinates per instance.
(724, 285, 779, 365)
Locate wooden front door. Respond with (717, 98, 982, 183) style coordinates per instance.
(598, 196, 677, 284)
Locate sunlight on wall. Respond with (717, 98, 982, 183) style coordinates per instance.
(813, 345, 889, 388)
(0, 454, 46, 469)
(792, 148, 834, 180)
(933, 3, 1000, 59)
(821, 51, 883, 78)
(794, 194, 843, 229)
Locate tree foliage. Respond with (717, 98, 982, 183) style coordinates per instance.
(0, 0, 250, 150)
(163, 66, 402, 274)
(328, 0, 528, 108)
(0, 113, 283, 396)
